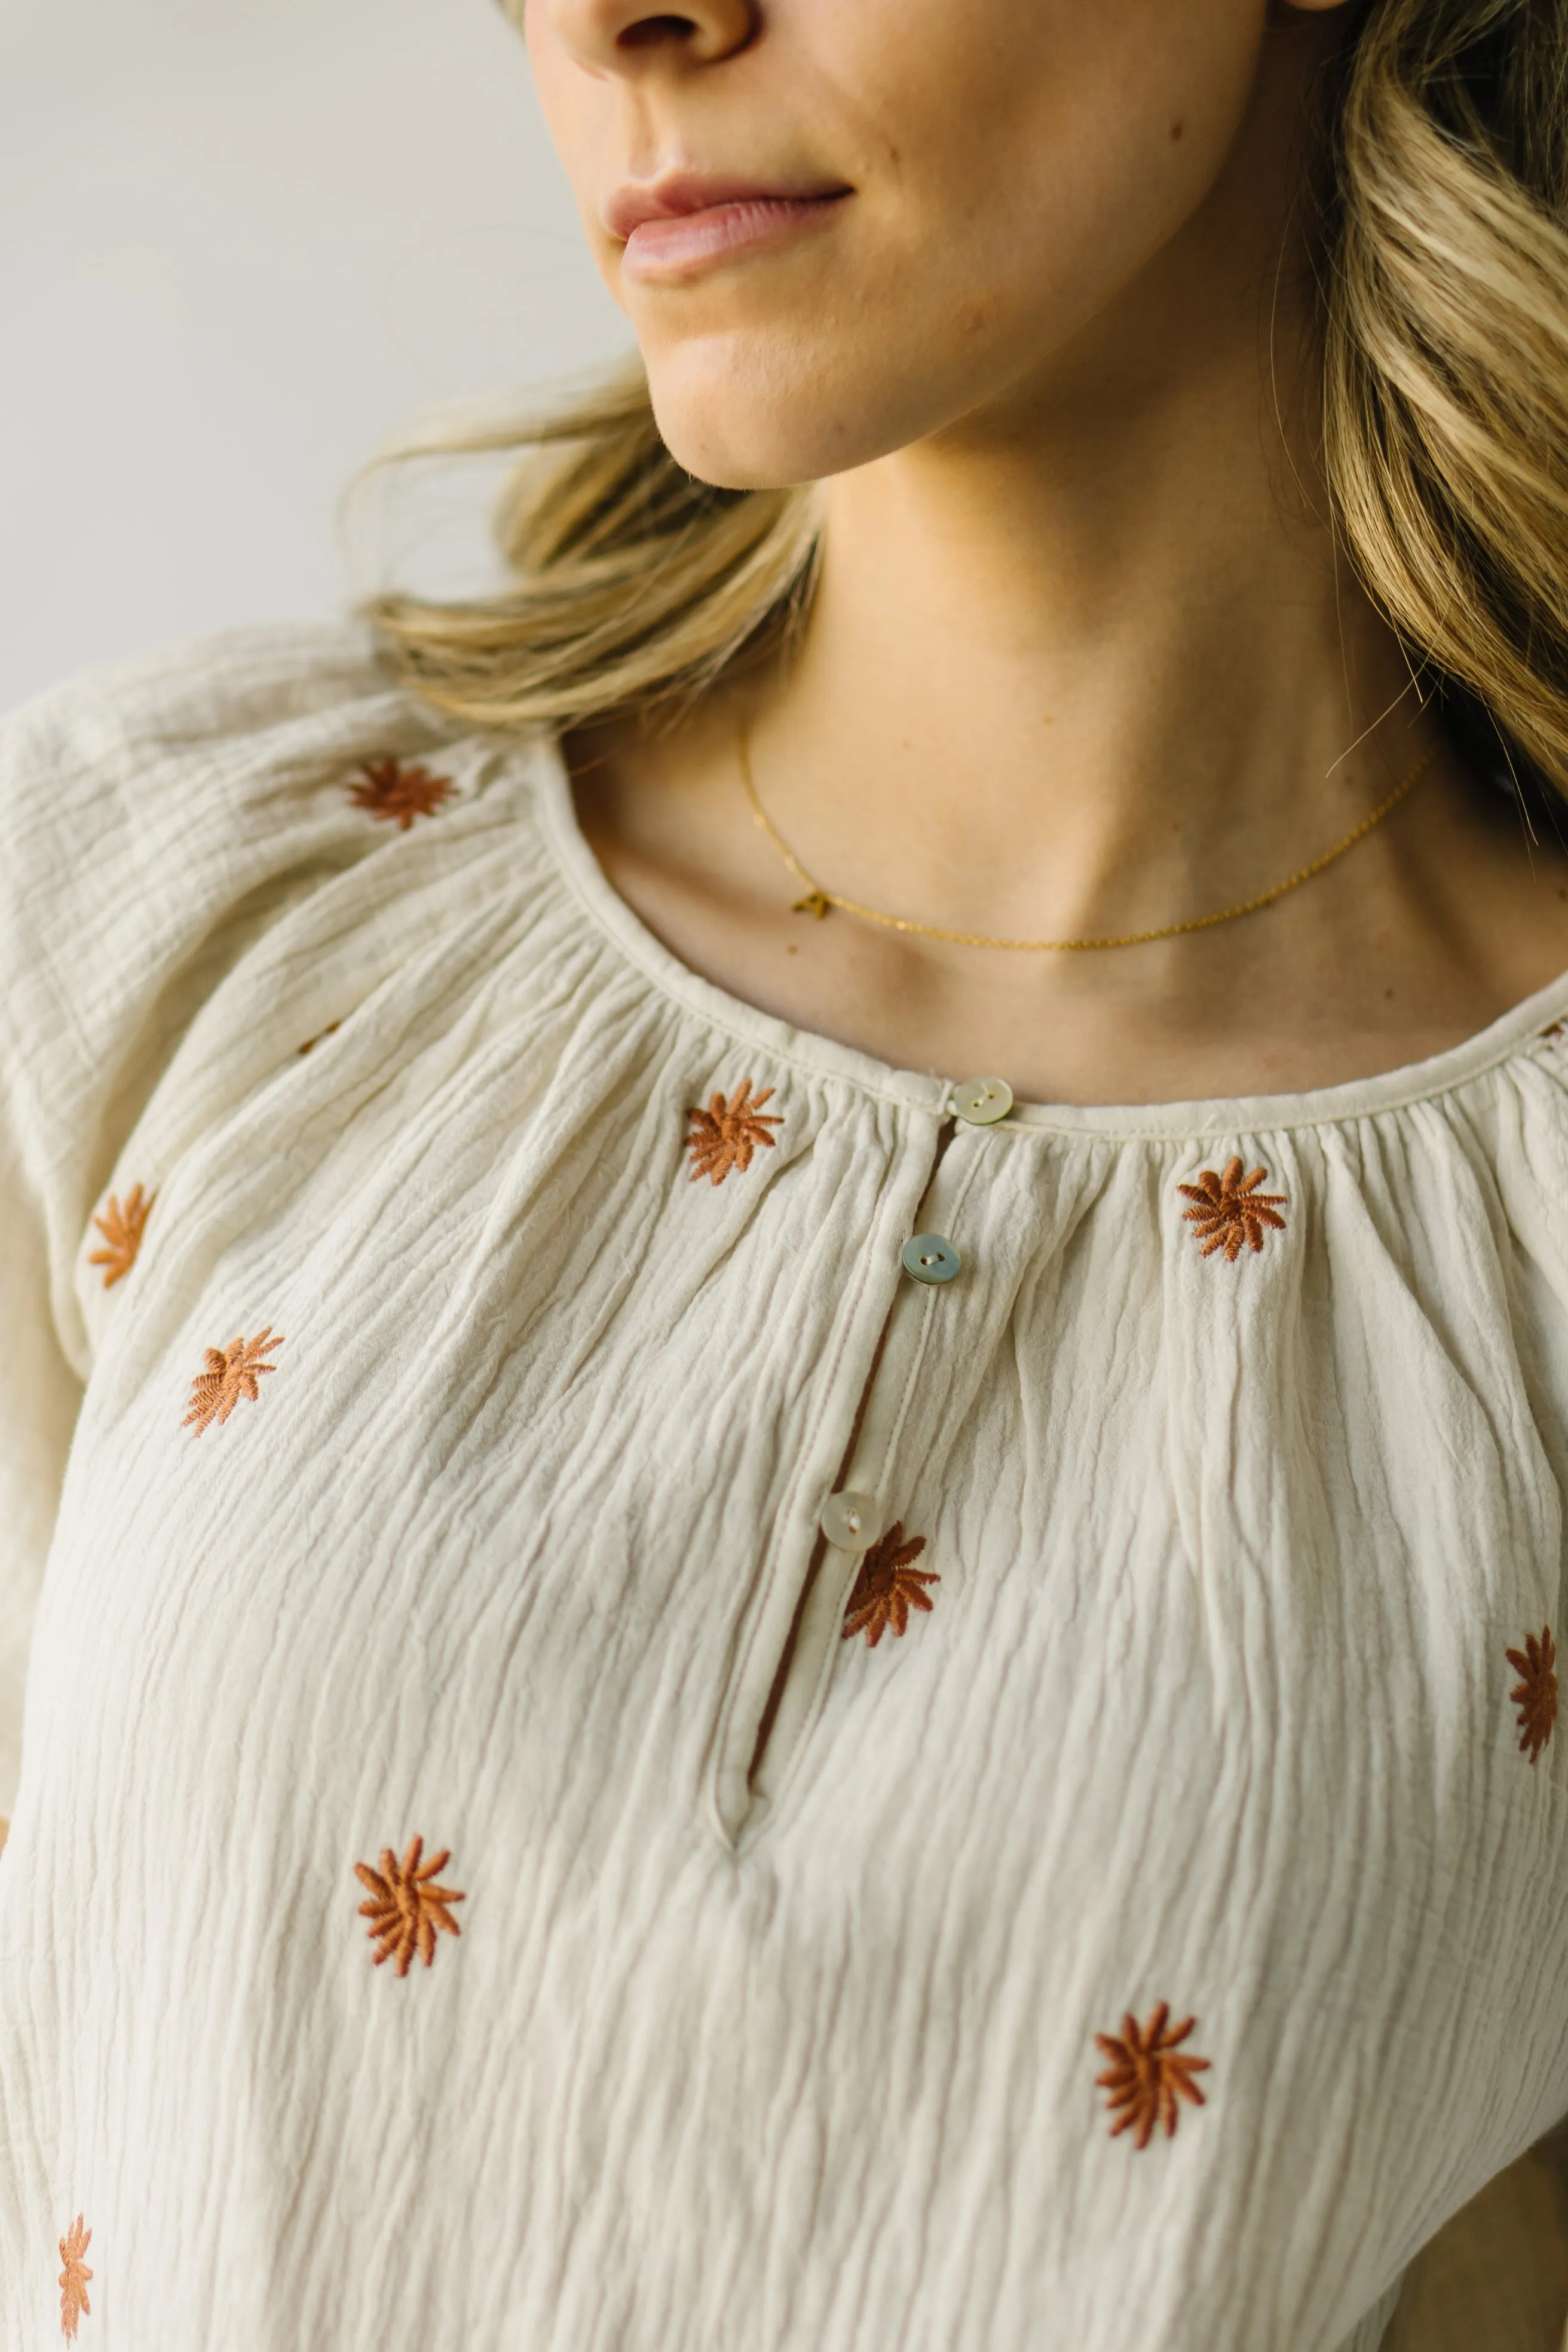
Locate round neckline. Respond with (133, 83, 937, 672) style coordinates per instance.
(524, 730, 1568, 1142)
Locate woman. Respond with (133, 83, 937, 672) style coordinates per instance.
(4, 0, 1568, 2343)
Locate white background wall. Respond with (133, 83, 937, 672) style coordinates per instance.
(0, 0, 629, 712)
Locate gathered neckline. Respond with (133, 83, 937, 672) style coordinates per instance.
(526, 730, 1568, 1144)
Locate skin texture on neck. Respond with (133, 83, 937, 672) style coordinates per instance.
(528, 0, 1568, 1105)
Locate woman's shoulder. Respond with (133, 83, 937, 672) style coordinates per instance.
(0, 617, 558, 1219)
(4, 615, 388, 729)
(0, 615, 552, 1039)
(0, 618, 416, 871)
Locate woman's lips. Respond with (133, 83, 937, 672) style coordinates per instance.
(620, 192, 849, 280)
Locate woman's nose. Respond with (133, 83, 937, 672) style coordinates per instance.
(541, 0, 755, 74)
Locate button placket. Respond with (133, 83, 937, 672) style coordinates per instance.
(709, 1110, 950, 1848)
(741, 1134, 990, 1837)
(852, 1132, 987, 1503)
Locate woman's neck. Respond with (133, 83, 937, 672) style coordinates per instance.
(568, 143, 1568, 1105)
(759, 414, 1415, 959)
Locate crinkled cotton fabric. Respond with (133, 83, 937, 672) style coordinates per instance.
(1, 623, 1566, 2352)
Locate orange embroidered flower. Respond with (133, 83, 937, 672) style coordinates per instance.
(1095, 2005, 1211, 2148)
(58, 2213, 93, 2339)
(183, 1328, 283, 1434)
(1178, 1157, 1288, 1261)
(842, 1523, 939, 1647)
(88, 1185, 153, 1289)
(348, 757, 456, 831)
(355, 1836, 466, 1975)
(686, 1080, 783, 1185)
(1508, 1626, 1558, 1764)
(296, 1019, 342, 1058)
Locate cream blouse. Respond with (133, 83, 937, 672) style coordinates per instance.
(2, 623, 1567, 2352)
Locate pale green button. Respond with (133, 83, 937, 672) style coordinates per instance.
(820, 1491, 879, 1551)
(902, 1233, 963, 1285)
(953, 1076, 1013, 1125)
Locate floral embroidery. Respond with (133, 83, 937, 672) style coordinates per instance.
(355, 1836, 466, 1975)
(58, 2214, 92, 2339)
(1541, 1022, 1564, 1043)
(183, 1329, 283, 1434)
(296, 1019, 342, 1058)
(1095, 2005, 1211, 2147)
(1508, 1626, 1558, 1764)
(88, 1185, 153, 1290)
(686, 1081, 783, 1186)
(842, 1523, 939, 1647)
(347, 757, 456, 831)
(1178, 1158, 1288, 1261)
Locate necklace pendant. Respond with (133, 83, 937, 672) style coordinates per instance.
(792, 890, 832, 921)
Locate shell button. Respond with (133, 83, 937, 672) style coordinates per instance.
(953, 1076, 1014, 1126)
(902, 1233, 963, 1286)
(820, 1491, 879, 1551)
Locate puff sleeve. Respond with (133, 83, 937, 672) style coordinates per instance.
(0, 620, 440, 1814)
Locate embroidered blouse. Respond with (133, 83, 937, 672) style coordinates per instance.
(2, 622, 1567, 2352)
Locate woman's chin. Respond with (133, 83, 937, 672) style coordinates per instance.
(645, 366, 908, 492)
(638, 307, 1048, 489)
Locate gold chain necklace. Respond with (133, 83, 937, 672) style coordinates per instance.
(738, 724, 1433, 953)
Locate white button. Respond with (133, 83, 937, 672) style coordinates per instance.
(953, 1076, 1013, 1125)
(902, 1233, 963, 1285)
(820, 1491, 879, 1551)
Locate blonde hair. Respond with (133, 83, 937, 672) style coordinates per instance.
(370, 0, 1568, 785)
(366, 363, 823, 736)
